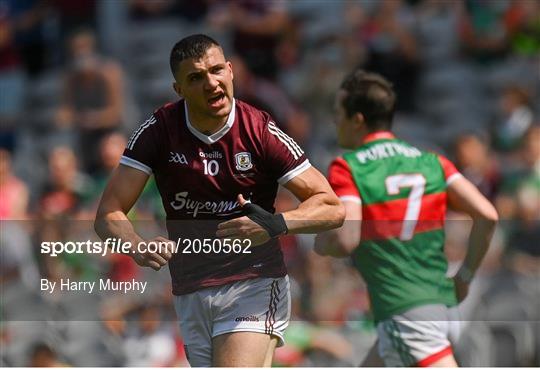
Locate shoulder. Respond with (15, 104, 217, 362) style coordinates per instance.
(138, 100, 184, 135)
(328, 156, 355, 180)
(435, 153, 461, 183)
(126, 101, 182, 149)
(329, 156, 351, 171)
(235, 99, 271, 126)
(419, 144, 455, 168)
(419, 146, 462, 183)
(153, 100, 184, 124)
(327, 156, 361, 198)
(234, 99, 277, 147)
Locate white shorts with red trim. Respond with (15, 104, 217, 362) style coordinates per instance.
(377, 304, 462, 367)
(173, 276, 290, 367)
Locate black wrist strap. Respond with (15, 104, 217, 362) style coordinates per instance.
(242, 202, 288, 238)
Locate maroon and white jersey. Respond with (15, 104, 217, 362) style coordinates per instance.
(121, 99, 310, 295)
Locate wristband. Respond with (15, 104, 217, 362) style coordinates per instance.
(242, 202, 288, 238)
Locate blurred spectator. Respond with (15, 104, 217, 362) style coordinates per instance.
(496, 125, 540, 220)
(491, 85, 534, 152)
(275, 320, 355, 367)
(27, 342, 69, 367)
(35, 147, 96, 281)
(56, 28, 124, 174)
(231, 54, 309, 144)
(129, 0, 209, 23)
(359, 0, 420, 111)
(129, 0, 177, 20)
(274, 277, 356, 367)
(0, 148, 28, 219)
(459, 0, 513, 62)
(0, 148, 36, 287)
(89, 131, 126, 199)
(507, 0, 540, 56)
(79, 131, 163, 220)
(521, 125, 540, 176)
(7, 0, 49, 77)
(97, 131, 125, 171)
(38, 146, 93, 219)
(509, 126, 540, 246)
(49, 0, 96, 40)
(228, 0, 290, 81)
(454, 133, 501, 200)
(0, 1, 26, 151)
(123, 306, 178, 367)
(304, 251, 361, 324)
(0, 219, 37, 287)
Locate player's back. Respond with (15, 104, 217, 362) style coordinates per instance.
(338, 132, 460, 322)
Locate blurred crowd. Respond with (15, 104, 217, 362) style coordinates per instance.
(1, 0, 539, 367)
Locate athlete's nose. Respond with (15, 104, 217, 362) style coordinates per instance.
(204, 73, 219, 91)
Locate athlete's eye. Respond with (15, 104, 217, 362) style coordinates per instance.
(189, 74, 202, 82)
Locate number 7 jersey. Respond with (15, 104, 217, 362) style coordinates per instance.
(328, 131, 462, 322)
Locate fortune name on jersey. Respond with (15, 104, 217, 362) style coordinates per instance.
(355, 142, 421, 163)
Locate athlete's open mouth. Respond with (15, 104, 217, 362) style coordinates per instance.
(208, 93, 225, 104)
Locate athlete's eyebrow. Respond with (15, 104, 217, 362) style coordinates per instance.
(185, 62, 225, 80)
(209, 64, 224, 72)
(186, 70, 203, 80)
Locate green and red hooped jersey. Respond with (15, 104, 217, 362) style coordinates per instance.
(328, 131, 463, 322)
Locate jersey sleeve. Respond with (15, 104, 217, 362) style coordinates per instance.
(263, 120, 311, 185)
(328, 157, 361, 204)
(120, 114, 160, 175)
(437, 155, 462, 186)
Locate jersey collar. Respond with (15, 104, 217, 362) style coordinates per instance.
(184, 99, 236, 144)
(362, 131, 395, 144)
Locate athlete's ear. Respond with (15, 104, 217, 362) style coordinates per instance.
(173, 82, 183, 97)
(353, 112, 365, 127)
(227, 61, 234, 80)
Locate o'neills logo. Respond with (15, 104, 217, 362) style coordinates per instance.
(170, 191, 240, 217)
(199, 151, 223, 159)
(235, 315, 259, 322)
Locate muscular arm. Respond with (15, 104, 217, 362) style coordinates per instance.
(94, 165, 171, 270)
(447, 176, 498, 300)
(95, 165, 148, 245)
(314, 200, 361, 258)
(282, 167, 345, 233)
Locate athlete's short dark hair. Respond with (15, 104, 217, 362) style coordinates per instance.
(340, 69, 396, 131)
(170, 34, 221, 78)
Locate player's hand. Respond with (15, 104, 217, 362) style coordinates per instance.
(131, 236, 175, 271)
(453, 275, 470, 303)
(216, 194, 272, 246)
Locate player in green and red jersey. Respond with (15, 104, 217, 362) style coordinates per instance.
(315, 69, 498, 367)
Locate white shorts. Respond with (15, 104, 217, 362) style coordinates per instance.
(173, 276, 291, 367)
(377, 304, 462, 367)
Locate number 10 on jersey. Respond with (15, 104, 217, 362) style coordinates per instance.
(203, 159, 219, 176)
